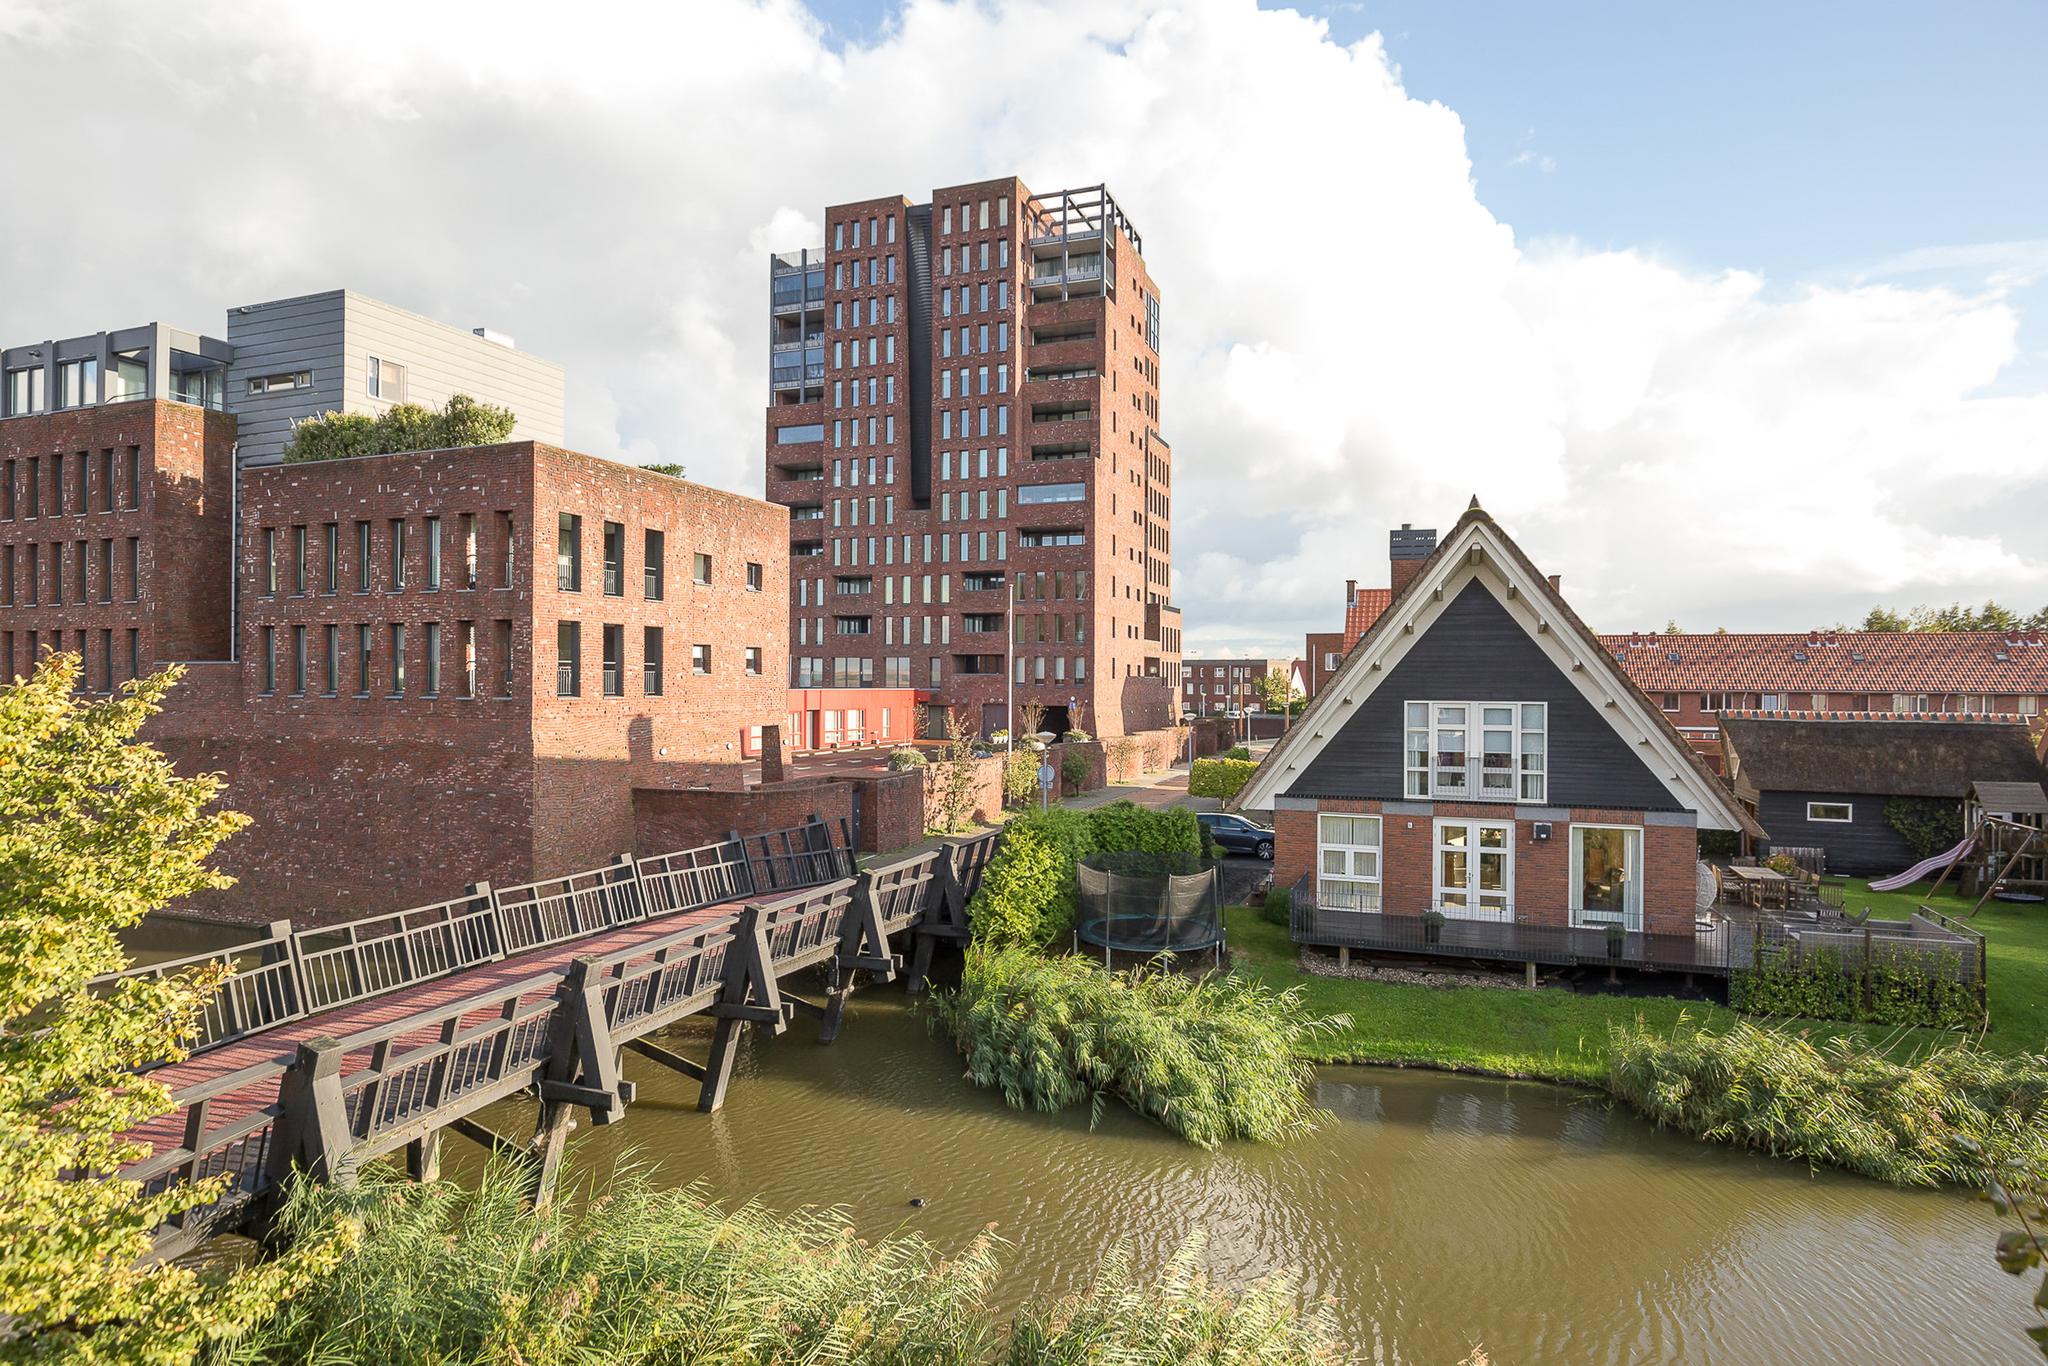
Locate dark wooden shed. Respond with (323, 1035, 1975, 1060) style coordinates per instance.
(1720, 717, 2046, 877)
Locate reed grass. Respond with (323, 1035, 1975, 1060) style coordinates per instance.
(935, 947, 1348, 1148)
(213, 1161, 1345, 1365)
(1606, 1012, 2048, 1186)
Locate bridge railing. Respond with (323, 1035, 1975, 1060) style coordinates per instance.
(92, 924, 303, 1052)
(124, 1055, 292, 1241)
(102, 818, 849, 1062)
(295, 890, 502, 1014)
(758, 880, 857, 971)
(595, 916, 738, 1037)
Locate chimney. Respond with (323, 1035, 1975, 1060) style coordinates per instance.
(1389, 524, 1437, 598)
(1345, 578, 1358, 607)
(1547, 573, 1561, 593)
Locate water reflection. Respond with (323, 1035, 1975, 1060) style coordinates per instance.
(433, 994, 2021, 1364)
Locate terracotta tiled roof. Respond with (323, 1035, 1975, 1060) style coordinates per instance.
(1597, 630, 2048, 694)
(1342, 587, 1391, 651)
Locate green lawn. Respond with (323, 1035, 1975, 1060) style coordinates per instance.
(1226, 877, 2048, 1087)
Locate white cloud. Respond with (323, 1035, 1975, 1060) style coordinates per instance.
(2, 0, 2042, 656)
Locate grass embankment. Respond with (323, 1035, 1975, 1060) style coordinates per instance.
(1226, 878, 2048, 1086)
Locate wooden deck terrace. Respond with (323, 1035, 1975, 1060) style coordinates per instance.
(109, 822, 1000, 1260)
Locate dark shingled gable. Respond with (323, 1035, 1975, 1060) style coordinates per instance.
(1721, 716, 2046, 801)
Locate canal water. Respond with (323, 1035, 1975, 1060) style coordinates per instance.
(448, 991, 2028, 1364)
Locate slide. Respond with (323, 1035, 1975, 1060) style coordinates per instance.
(1869, 838, 1974, 892)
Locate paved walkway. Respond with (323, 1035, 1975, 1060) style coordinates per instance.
(1062, 766, 1208, 812)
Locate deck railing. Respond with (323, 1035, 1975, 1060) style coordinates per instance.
(1288, 873, 1985, 985)
(101, 817, 852, 1060)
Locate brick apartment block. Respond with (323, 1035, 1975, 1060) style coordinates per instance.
(2, 403, 791, 920)
(764, 178, 1180, 741)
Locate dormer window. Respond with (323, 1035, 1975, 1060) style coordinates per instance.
(1405, 701, 1546, 803)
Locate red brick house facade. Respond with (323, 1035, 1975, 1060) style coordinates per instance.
(1237, 503, 1754, 949)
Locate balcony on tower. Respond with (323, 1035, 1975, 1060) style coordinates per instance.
(1024, 184, 1132, 301)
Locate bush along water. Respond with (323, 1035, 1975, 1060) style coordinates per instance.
(968, 801, 1212, 949)
(218, 1160, 1345, 1366)
(1730, 944, 1983, 1030)
(1605, 1013, 2048, 1187)
(934, 946, 1347, 1149)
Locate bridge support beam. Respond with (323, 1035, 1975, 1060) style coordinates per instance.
(405, 1131, 441, 1183)
(699, 903, 782, 1113)
(905, 850, 973, 995)
(269, 1037, 355, 1188)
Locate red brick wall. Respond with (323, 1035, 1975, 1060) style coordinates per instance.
(1047, 739, 1105, 793)
(632, 780, 853, 860)
(834, 769, 925, 851)
(0, 400, 233, 687)
(1279, 798, 1700, 933)
(923, 753, 1004, 827)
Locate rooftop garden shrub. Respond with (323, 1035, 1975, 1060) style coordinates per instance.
(1061, 729, 1091, 742)
(887, 747, 928, 770)
(1188, 758, 1258, 801)
(935, 947, 1347, 1148)
(1605, 1013, 2048, 1187)
(284, 392, 516, 463)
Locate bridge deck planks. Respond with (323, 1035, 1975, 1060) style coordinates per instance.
(129, 902, 743, 1155)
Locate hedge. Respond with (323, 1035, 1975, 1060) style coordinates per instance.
(967, 802, 1211, 948)
(1188, 758, 1258, 801)
(1730, 944, 1983, 1031)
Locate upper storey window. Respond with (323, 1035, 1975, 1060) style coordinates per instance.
(1403, 701, 1547, 803)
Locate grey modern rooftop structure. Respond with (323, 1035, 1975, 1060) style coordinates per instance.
(3, 289, 566, 466)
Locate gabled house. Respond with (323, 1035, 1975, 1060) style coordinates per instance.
(1234, 501, 1757, 968)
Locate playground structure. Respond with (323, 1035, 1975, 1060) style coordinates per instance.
(1911, 814, 2047, 916)
(1073, 851, 1226, 967)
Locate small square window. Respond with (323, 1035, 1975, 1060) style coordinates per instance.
(693, 552, 712, 586)
(692, 643, 711, 675)
(746, 561, 763, 591)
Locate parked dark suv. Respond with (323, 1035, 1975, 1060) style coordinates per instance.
(1197, 811, 1274, 860)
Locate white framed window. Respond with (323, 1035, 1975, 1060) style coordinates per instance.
(1405, 701, 1545, 802)
(1316, 813, 1381, 911)
(1435, 819, 1513, 919)
(249, 371, 312, 394)
(1806, 801, 1853, 823)
(367, 356, 406, 401)
(1570, 824, 1642, 930)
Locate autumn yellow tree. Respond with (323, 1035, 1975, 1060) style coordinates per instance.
(0, 655, 344, 1363)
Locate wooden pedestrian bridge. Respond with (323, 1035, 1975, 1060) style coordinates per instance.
(105, 818, 998, 1259)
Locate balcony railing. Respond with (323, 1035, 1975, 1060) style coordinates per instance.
(1418, 758, 1538, 804)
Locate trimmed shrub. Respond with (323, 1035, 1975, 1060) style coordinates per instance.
(935, 947, 1347, 1148)
(1259, 888, 1291, 926)
(1731, 944, 1982, 1030)
(1060, 748, 1091, 794)
(1222, 744, 1252, 761)
(1188, 758, 1257, 801)
(1062, 729, 1091, 743)
(1606, 1015, 2048, 1187)
(887, 747, 928, 770)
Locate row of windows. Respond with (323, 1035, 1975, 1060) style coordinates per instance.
(257, 619, 517, 699)
(551, 622, 760, 697)
(832, 212, 898, 251)
(0, 537, 142, 607)
(1660, 689, 2043, 718)
(939, 197, 1009, 235)
(1, 627, 141, 691)
(553, 513, 763, 597)
(794, 568, 1088, 608)
(941, 321, 1009, 358)
(831, 257, 899, 289)
(0, 448, 145, 519)
(832, 299, 900, 332)
(1314, 814, 1647, 929)
(940, 238, 1010, 275)
(257, 513, 517, 597)
(792, 655, 921, 688)
(938, 364, 1009, 399)
(940, 280, 1011, 317)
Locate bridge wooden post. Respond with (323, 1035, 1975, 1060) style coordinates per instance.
(549, 957, 627, 1126)
(906, 840, 974, 994)
(699, 902, 782, 1112)
(820, 870, 886, 1044)
(468, 880, 507, 960)
(269, 1036, 355, 1188)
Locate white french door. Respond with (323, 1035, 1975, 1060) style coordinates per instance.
(1434, 819, 1513, 920)
(1571, 825, 1643, 931)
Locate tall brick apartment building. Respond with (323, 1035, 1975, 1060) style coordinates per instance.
(763, 178, 1180, 739)
(3, 299, 790, 920)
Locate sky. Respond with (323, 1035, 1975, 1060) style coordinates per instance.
(1, 0, 2043, 659)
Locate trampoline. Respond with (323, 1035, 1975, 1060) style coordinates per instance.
(1073, 851, 1226, 965)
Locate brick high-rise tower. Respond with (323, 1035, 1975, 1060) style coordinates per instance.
(764, 178, 1179, 741)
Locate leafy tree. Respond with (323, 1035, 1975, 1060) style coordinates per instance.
(284, 393, 516, 463)
(1861, 606, 1911, 632)
(926, 709, 984, 834)
(0, 655, 346, 1361)
(639, 462, 688, 478)
(1885, 796, 1964, 861)
(1663, 619, 1683, 635)
(1251, 670, 1296, 715)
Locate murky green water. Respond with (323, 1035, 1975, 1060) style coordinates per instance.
(442, 992, 2028, 1364)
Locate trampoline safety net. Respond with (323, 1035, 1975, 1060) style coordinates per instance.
(1075, 851, 1225, 955)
